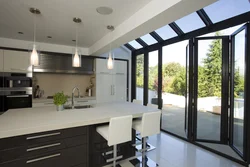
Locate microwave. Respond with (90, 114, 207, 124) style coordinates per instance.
(0, 73, 32, 88)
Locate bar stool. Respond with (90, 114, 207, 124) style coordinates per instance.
(132, 111, 161, 167)
(96, 115, 133, 167)
(132, 99, 142, 105)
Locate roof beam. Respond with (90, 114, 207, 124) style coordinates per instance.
(149, 31, 163, 42)
(196, 9, 213, 26)
(135, 38, 148, 47)
(169, 22, 184, 36)
(124, 43, 136, 51)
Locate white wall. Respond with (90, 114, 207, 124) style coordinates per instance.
(0, 37, 89, 55)
(99, 46, 132, 102)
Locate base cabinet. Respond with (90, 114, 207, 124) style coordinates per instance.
(0, 125, 135, 167)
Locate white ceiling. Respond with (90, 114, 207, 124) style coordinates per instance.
(0, 0, 152, 47)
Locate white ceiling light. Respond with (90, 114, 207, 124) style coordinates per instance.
(72, 17, 82, 68)
(96, 7, 113, 15)
(29, 8, 41, 66)
(107, 25, 115, 70)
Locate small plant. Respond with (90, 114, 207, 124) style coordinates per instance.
(53, 92, 68, 106)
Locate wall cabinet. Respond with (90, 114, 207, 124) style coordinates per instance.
(2, 50, 31, 73)
(96, 59, 127, 103)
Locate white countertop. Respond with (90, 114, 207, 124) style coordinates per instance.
(0, 102, 159, 139)
(33, 96, 96, 103)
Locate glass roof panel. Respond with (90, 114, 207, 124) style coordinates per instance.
(128, 40, 143, 49)
(175, 12, 206, 33)
(140, 34, 158, 45)
(155, 25, 177, 40)
(204, 0, 250, 23)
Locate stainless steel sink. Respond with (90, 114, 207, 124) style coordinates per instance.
(64, 105, 92, 110)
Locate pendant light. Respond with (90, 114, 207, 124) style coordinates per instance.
(72, 18, 82, 67)
(107, 25, 115, 70)
(29, 8, 41, 66)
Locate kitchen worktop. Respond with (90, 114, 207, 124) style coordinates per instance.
(32, 96, 96, 103)
(0, 102, 159, 139)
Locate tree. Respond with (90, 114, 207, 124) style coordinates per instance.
(199, 32, 222, 97)
(136, 55, 144, 87)
(170, 68, 186, 96)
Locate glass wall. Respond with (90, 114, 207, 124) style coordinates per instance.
(148, 51, 158, 106)
(136, 54, 144, 102)
(161, 40, 188, 138)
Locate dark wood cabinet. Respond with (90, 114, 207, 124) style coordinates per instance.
(0, 126, 88, 167)
(0, 125, 135, 167)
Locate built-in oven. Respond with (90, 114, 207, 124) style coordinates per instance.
(0, 73, 32, 88)
(0, 73, 32, 112)
(6, 94, 32, 109)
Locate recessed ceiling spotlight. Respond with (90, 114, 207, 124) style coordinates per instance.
(18, 32, 24, 34)
(47, 36, 52, 38)
(72, 40, 76, 42)
(96, 7, 113, 15)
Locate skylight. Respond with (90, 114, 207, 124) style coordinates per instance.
(175, 12, 206, 33)
(128, 40, 143, 49)
(155, 25, 177, 40)
(204, 0, 250, 23)
(140, 34, 157, 45)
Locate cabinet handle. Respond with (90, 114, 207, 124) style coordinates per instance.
(26, 153, 61, 164)
(116, 72, 124, 75)
(77, 100, 88, 103)
(113, 85, 115, 95)
(111, 85, 113, 95)
(11, 68, 27, 71)
(26, 132, 61, 140)
(27, 143, 61, 152)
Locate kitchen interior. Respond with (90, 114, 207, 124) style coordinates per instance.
(0, 0, 250, 167)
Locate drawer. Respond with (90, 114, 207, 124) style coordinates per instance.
(0, 135, 87, 163)
(0, 145, 87, 167)
(0, 126, 87, 151)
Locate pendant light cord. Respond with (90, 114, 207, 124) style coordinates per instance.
(33, 14, 36, 45)
(75, 23, 78, 48)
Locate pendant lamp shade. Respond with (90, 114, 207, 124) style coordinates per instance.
(107, 52, 114, 70)
(72, 48, 81, 67)
(30, 44, 39, 66)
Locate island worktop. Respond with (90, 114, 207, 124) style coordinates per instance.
(0, 102, 159, 139)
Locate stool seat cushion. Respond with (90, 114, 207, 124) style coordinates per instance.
(132, 119, 142, 132)
(96, 125, 109, 140)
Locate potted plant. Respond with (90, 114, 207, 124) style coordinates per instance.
(53, 92, 68, 111)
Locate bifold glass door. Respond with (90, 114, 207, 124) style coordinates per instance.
(193, 36, 229, 143)
(230, 25, 247, 158)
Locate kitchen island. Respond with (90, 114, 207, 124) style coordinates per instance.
(0, 102, 159, 167)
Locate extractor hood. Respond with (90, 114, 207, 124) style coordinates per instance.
(33, 53, 94, 74)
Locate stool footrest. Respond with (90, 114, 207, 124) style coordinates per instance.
(106, 155, 123, 163)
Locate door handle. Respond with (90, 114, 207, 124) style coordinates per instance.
(7, 95, 29, 98)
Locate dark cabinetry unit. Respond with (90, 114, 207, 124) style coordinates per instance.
(0, 126, 88, 167)
(0, 125, 135, 167)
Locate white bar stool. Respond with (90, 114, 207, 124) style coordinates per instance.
(96, 115, 133, 167)
(132, 99, 142, 105)
(132, 111, 161, 167)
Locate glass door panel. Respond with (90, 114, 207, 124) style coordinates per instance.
(148, 51, 158, 106)
(194, 37, 227, 142)
(231, 26, 246, 156)
(161, 40, 188, 138)
(136, 54, 144, 103)
(185, 44, 189, 136)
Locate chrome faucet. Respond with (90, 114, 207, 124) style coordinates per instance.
(72, 87, 80, 109)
